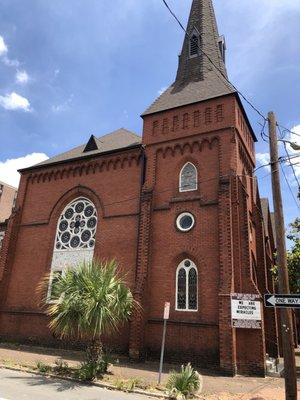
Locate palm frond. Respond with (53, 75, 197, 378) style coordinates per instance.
(38, 259, 136, 340)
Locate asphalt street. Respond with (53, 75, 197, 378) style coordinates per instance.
(0, 368, 153, 400)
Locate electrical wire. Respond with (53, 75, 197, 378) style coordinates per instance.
(277, 123, 300, 138)
(101, 172, 266, 209)
(161, 0, 267, 122)
(280, 163, 300, 211)
(259, 120, 269, 143)
(278, 125, 300, 190)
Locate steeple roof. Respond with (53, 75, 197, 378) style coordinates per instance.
(143, 0, 236, 116)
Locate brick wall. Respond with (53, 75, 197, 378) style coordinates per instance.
(0, 93, 278, 376)
(0, 183, 17, 222)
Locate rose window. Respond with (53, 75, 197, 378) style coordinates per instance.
(55, 198, 97, 251)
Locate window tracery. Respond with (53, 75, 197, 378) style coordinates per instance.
(179, 162, 197, 192)
(176, 259, 198, 311)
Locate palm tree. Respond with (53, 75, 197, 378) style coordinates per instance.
(39, 259, 134, 366)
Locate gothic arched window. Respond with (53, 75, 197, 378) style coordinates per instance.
(179, 162, 197, 192)
(190, 34, 199, 57)
(176, 259, 198, 311)
(48, 197, 98, 300)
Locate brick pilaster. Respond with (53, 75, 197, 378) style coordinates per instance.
(129, 188, 153, 359)
(218, 175, 237, 375)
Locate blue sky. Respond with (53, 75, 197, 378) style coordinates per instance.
(0, 0, 299, 233)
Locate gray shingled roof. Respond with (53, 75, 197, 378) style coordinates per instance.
(142, 73, 235, 116)
(143, 0, 235, 116)
(33, 128, 141, 169)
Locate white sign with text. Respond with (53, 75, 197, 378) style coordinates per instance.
(231, 293, 262, 329)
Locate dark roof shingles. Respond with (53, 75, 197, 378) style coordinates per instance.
(30, 128, 141, 169)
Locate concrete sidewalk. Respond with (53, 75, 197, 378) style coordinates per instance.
(0, 343, 298, 400)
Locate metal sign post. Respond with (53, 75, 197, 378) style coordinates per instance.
(264, 294, 300, 309)
(158, 302, 170, 385)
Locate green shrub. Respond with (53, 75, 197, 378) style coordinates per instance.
(36, 361, 51, 374)
(112, 378, 141, 392)
(166, 363, 202, 399)
(53, 358, 69, 375)
(75, 358, 109, 381)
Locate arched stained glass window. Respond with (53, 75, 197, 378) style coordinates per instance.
(179, 162, 197, 192)
(48, 197, 98, 300)
(176, 259, 198, 311)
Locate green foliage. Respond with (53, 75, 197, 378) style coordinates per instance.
(42, 259, 134, 335)
(112, 378, 142, 392)
(74, 360, 108, 381)
(41, 259, 134, 339)
(36, 361, 51, 374)
(39, 259, 135, 381)
(272, 219, 300, 294)
(286, 216, 300, 294)
(166, 363, 202, 399)
(53, 358, 70, 375)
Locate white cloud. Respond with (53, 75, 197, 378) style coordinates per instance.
(2, 55, 20, 68)
(0, 92, 31, 112)
(256, 152, 270, 171)
(256, 124, 300, 187)
(0, 35, 20, 67)
(0, 153, 49, 187)
(283, 124, 300, 178)
(0, 35, 8, 56)
(51, 94, 73, 113)
(16, 70, 29, 85)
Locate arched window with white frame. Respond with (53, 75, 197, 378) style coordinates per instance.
(176, 259, 198, 311)
(179, 162, 197, 192)
(48, 197, 98, 301)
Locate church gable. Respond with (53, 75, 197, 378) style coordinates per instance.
(23, 128, 142, 171)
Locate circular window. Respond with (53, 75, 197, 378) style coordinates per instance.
(55, 198, 98, 251)
(176, 212, 195, 232)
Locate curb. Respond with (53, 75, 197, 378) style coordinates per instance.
(0, 364, 169, 399)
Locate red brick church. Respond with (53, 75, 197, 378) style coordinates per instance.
(0, 0, 280, 376)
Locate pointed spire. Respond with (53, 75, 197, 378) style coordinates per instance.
(142, 0, 235, 116)
(175, 0, 227, 89)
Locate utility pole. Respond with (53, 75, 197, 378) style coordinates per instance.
(268, 111, 297, 400)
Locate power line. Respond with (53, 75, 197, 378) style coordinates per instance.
(254, 154, 299, 174)
(277, 123, 300, 138)
(283, 142, 300, 190)
(278, 125, 300, 190)
(280, 163, 300, 211)
(102, 172, 264, 209)
(259, 120, 269, 143)
(161, 0, 267, 122)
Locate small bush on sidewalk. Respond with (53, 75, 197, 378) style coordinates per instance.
(166, 363, 202, 399)
(53, 358, 70, 375)
(36, 361, 51, 374)
(74, 357, 109, 381)
(113, 378, 143, 392)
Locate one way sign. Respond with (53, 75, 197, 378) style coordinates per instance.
(264, 294, 300, 309)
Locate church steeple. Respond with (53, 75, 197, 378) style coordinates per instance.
(175, 0, 227, 88)
(143, 0, 235, 116)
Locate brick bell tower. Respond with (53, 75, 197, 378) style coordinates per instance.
(130, 0, 272, 376)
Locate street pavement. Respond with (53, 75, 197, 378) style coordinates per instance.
(0, 368, 153, 400)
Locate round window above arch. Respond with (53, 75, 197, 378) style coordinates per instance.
(176, 212, 195, 232)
